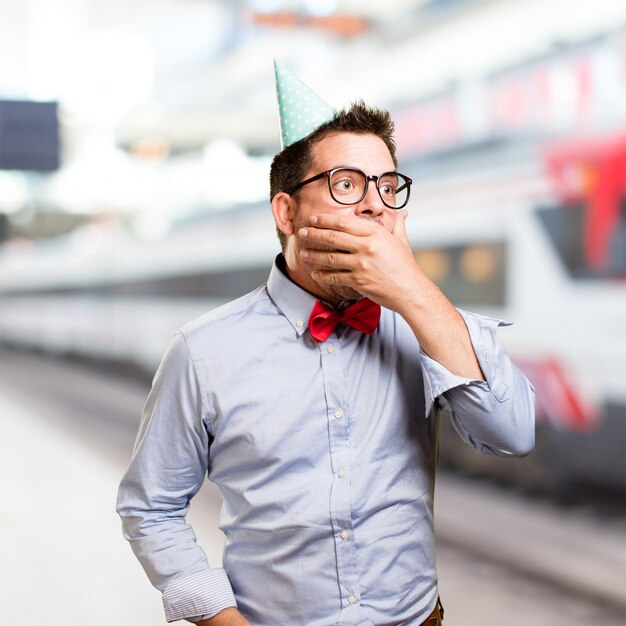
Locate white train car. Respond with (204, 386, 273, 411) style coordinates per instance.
(0, 134, 624, 495)
(402, 134, 626, 494)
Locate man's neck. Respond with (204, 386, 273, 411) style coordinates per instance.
(277, 253, 344, 307)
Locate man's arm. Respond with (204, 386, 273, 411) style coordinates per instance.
(196, 608, 252, 625)
(297, 212, 534, 457)
(116, 332, 238, 622)
(297, 212, 484, 379)
(420, 308, 535, 456)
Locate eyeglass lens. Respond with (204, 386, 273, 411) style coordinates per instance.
(329, 169, 409, 209)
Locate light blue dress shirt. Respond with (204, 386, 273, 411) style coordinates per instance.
(117, 255, 535, 625)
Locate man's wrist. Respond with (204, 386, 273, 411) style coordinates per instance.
(196, 607, 251, 626)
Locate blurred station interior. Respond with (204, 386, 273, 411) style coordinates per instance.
(0, 1, 625, 625)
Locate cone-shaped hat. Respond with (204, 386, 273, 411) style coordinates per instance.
(274, 59, 336, 148)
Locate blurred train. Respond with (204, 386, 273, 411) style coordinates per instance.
(0, 132, 625, 497)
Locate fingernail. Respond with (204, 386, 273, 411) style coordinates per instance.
(300, 249, 309, 259)
(299, 228, 308, 238)
(309, 216, 318, 225)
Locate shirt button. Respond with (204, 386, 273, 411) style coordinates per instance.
(334, 409, 343, 419)
(327, 344, 335, 354)
(338, 469, 346, 478)
(340, 530, 350, 540)
(348, 595, 357, 604)
(296, 320, 304, 328)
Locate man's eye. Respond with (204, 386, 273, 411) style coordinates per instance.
(336, 179, 354, 190)
(380, 184, 394, 195)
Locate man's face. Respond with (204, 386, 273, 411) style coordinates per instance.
(285, 131, 398, 302)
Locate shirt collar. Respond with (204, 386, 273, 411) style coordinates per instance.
(267, 254, 318, 337)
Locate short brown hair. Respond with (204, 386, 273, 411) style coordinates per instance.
(269, 100, 397, 252)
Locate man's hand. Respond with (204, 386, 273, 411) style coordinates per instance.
(298, 212, 484, 380)
(197, 608, 253, 626)
(297, 211, 421, 313)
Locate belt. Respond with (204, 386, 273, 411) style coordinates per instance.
(421, 597, 444, 625)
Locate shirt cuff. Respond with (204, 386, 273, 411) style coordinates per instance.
(163, 569, 237, 623)
(457, 309, 513, 402)
(420, 309, 512, 416)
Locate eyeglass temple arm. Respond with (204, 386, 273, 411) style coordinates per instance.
(288, 171, 327, 195)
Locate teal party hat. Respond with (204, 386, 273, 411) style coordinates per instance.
(274, 59, 336, 148)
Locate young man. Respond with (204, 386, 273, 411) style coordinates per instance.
(117, 63, 534, 626)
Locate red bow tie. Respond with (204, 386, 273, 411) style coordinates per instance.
(308, 298, 381, 343)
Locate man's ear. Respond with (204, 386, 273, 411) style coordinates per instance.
(271, 192, 296, 238)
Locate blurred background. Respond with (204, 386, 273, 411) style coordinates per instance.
(0, 0, 624, 624)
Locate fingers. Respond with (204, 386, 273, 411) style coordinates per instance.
(306, 214, 376, 236)
(299, 248, 356, 270)
(298, 214, 382, 251)
(298, 225, 359, 253)
(310, 269, 352, 288)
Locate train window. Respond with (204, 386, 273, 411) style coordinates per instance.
(460, 245, 499, 283)
(413, 249, 451, 283)
(101, 266, 273, 299)
(0, 265, 273, 300)
(413, 242, 507, 307)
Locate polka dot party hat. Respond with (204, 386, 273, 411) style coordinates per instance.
(274, 59, 336, 149)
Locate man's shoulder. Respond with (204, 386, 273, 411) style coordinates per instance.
(180, 283, 271, 341)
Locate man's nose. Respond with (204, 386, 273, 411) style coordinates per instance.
(355, 179, 385, 217)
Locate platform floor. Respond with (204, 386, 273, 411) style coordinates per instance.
(1, 350, 624, 625)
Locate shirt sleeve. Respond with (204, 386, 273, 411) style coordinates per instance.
(116, 331, 237, 622)
(419, 309, 535, 457)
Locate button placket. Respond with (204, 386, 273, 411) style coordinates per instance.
(319, 338, 360, 620)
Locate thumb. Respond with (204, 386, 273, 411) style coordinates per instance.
(392, 210, 409, 240)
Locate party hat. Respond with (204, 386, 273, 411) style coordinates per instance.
(274, 59, 336, 148)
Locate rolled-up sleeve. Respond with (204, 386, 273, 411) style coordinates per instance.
(116, 332, 237, 622)
(419, 309, 535, 457)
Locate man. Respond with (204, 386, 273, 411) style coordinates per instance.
(117, 62, 535, 626)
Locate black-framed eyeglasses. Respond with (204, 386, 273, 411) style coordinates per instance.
(288, 167, 412, 210)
